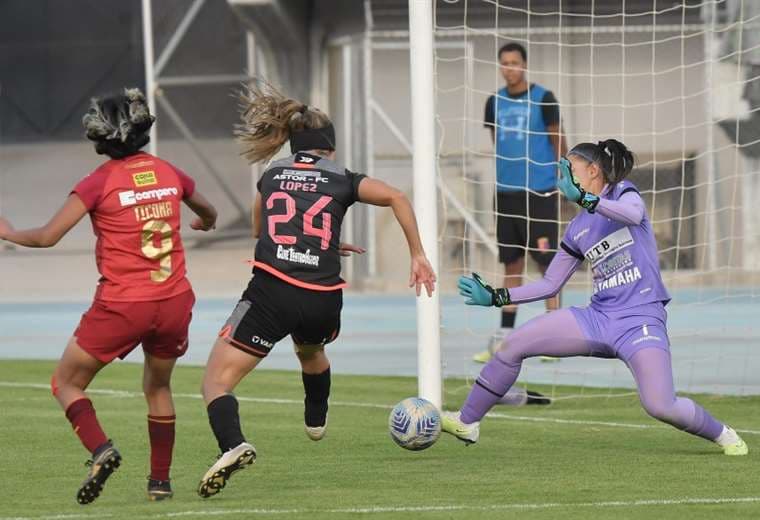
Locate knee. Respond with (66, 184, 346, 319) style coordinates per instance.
(294, 344, 324, 363)
(201, 373, 228, 403)
(493, 343, 529, 366)
(641, 398, 676, 423)
(143, 379, 170, 399)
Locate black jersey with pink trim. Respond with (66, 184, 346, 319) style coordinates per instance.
(253, 152, 366, 290)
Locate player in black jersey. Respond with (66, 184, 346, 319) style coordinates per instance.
(197, 83, 437, 498)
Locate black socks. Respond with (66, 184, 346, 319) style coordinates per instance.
(302, 367, 331, 427)
(207, 394, 246, 452)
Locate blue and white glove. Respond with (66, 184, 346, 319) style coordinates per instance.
(458, 273, 511, 307)
(558, 157, 600, 213)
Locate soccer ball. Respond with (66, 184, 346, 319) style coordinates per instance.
(388, 397, 441, 451)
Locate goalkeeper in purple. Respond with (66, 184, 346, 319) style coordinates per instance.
(442, 139, 748, 456)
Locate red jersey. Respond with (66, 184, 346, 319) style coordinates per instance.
(72, 152, 195, 302)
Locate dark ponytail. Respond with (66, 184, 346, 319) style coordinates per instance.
(568, 139, 635, 186)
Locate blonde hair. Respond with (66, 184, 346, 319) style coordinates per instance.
(236, 82, 332, 164)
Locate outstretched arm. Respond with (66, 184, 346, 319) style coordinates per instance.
(594, 191, 645, 227)
(357, 177, 436, 296)
(0, 194, 88, 248)
(459, 250, 581, 306)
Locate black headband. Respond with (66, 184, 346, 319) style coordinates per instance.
(289, 123, 336, 154)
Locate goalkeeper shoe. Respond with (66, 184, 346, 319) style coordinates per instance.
(147, 478, 173, 501)
(717, 427, 748, 456)
(198, 442, 256, 498)
(441, 411, 480, 445)
(76, 442, 122, 505)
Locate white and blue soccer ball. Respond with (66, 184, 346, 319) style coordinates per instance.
(388, 397, 441, 451)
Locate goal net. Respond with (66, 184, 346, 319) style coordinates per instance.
(432, 0, 760, 398)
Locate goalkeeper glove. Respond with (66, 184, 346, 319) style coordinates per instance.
(558, 157, 600, 213)
(458, 273, 511, 307)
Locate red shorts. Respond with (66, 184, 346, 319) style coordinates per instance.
(74, 289, 195, 363)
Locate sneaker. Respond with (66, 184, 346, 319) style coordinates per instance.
(198, 442, 256, 498)
(76, 442, 122, 505)
(472, 332, 504, 364)
(720, 427, 749, 456)
(440, 411, 480, 445)
(305, 413, 328, 441)
(147, 478, 173, 501)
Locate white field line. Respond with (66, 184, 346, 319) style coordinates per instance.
(2, 496, 760, 519)
(2, 381, 760, 435)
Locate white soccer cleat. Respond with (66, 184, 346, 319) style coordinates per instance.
(197, 442, 256, 498)
(305, 414, 327, 441)
(440, 411, 480, 445)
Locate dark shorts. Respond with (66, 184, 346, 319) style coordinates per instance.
(219, 270, 343, 358)
(496, 190, 559, 266)
(74, 289, 195, 363)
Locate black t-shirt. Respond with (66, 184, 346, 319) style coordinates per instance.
(254, 152, 366, 290)
(484, 84, 560, 131)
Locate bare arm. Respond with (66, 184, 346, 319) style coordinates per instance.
(508, 249, 581, 304)
(547, 122, 568, 161)
(252, 192, 262, 239)
(595, 191, 645, 227)
(0, 194, 88, 248)
(183, 190, 218, 232)
(357, 177, 436, 296)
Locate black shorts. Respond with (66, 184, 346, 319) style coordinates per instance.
(219, 270, 343, 358)
(496, 191, 559, 266)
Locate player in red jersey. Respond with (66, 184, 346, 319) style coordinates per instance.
(196, 83, 437, 498)
(0, 89, 218, 504)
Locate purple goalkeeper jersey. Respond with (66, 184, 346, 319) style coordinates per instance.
(560, 180, 671, 310)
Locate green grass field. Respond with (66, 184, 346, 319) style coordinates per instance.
(1, 360, 759, 520)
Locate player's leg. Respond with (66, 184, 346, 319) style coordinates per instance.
(444, 308, 601, 444)
(141, 290, 194, 500)
(198, 337, 262, 498)
(528, 191, 560, 314)
(295, 344, 331, 440)
(292, 287, 342, 441)
(474, 192, 525, 363)
(53, 338, 110, 454)
(198, 274, 292, 498)
(58, 298, 145, 504)
(625, 346, 748, 455)
(142, 354, 177, 500)
(528, 191, 561, 362)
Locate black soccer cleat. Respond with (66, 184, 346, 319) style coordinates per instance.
(147, 478, 173, 501)
(198, 442, 256, 498)
(526, 390, 552, 405)
(76, 442, 122, 505)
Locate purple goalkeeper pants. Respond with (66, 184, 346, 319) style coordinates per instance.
(460, 304, 724, 443)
